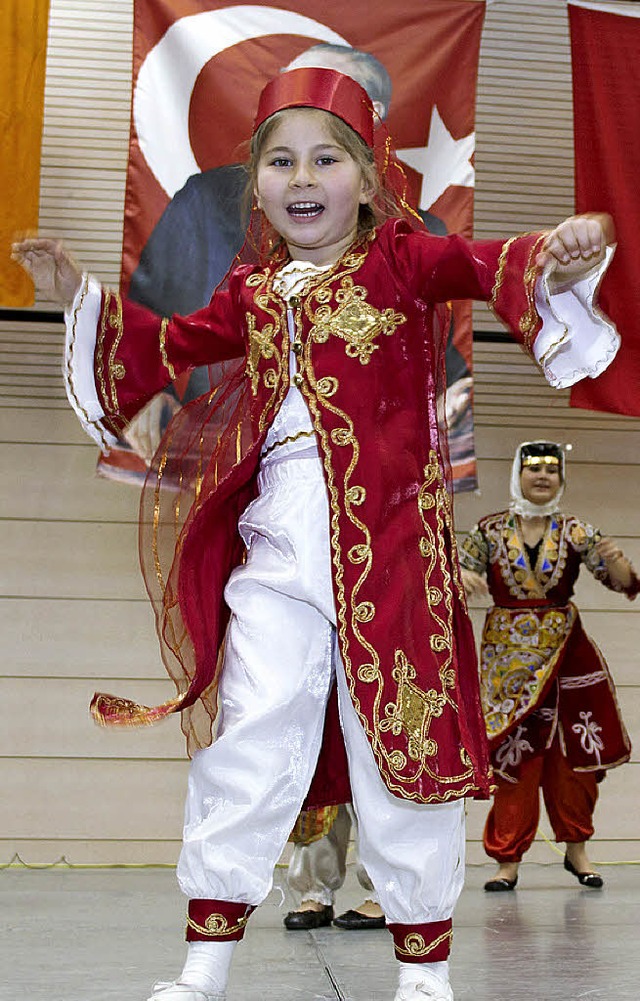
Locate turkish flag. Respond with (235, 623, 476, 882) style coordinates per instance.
(112, 0, 485, 488)
(569, 0, 640, 416)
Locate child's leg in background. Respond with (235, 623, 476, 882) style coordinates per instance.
(286, 804, 352, 909)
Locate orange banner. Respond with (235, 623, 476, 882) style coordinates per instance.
(0, 0, 50, 306)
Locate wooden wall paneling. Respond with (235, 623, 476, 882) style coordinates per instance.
(0, 678, 187, 759)
(2, 598, 161, 679)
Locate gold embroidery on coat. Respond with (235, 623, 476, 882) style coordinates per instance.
(248, 240, 476, 801)
(417, 452, 455, 695)
(490, 237, 516, 309)
(159, 317, 176, 380)
(96, 291, 111, 410)
(520, 236, 546, 352)
(316, 375, 338, 397)
(297, 252, 382, 786)
(490, 234, 546, 355)
(245, 313, 277, 395)
(246, 271, 287, 429)
(381, 650, 445, 761)
(295, 249, 477, 800)
(309, 276, 406, 363)
(107, 293, 125, 411)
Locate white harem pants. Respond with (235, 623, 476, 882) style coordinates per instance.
(177, 451, 465, 926)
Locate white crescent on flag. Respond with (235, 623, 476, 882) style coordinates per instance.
(134, 5, 349, 196)
(568, 0, 640, 14)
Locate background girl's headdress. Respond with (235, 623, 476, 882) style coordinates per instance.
(510, 439, 566, 519)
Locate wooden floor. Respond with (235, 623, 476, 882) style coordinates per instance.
(3, 860, 639, 1000)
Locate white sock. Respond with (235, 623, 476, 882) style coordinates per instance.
(398, 960, 450, 988)
(179, 941, 236, 993)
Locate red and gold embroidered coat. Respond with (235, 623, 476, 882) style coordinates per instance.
(81, 219, 550, 805)
(460, 510, 637, 782)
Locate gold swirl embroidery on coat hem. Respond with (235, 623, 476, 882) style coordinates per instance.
(380, 649, 445, 761)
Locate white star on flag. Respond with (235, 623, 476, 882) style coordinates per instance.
(397, 106, 475, 211)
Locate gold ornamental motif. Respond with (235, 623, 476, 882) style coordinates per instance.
(96, 290, 124, 414)
(395, 929, 453, 959)
(494, 512, 565, 600)
(186, 911, 250, 938)
(316, 375, 339, 397)
(480, 603, 575, 739)
(381, 650, 445, 761)
(309, 277, 406, 363)
(489, 234, 545, 354)
(245, 270, 287, 430)
(159, 318, 176, 380)
(245, 313, 278, 395)
(106, 295, 125, 411)
(490, 237, 516, 311)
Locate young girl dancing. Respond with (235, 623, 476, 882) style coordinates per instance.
(14, 66, 620, 1001)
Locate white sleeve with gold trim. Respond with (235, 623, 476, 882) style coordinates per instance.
(62, 275, 118, 450)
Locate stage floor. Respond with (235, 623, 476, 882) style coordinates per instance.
(3, 860, 639, 1000)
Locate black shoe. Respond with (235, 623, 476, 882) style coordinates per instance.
(483, 876, 518, 892)
(333, 908, 386, 930)
(564, 854, 604, 888)
(283, 905, 334, 930)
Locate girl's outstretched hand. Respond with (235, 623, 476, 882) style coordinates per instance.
(11, 237, 82, 307)
(535, 213, 615, 290)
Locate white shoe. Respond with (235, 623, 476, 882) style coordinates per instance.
(394, 969, 454, 1001)
(147, 982, 226, 1001)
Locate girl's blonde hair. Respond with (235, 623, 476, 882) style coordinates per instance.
(246, 107, 402, 243)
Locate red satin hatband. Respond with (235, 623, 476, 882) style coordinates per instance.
(185, 899, 256, 942)
(254, 67, 374, 146)
(387, 919, 453, 964)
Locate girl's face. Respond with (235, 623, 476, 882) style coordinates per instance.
(519, 461, 562, 506)
(254, 108, 374, 266)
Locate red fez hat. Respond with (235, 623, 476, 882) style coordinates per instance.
(254, 67, 375, 147)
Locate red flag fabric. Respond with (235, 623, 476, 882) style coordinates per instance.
(111, 0, 485, 487)
(569, 0, 640, 416)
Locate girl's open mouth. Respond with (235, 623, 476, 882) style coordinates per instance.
(287, 202, 324, 218)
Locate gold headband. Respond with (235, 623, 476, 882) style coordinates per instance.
(522, 455, 560, 467)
